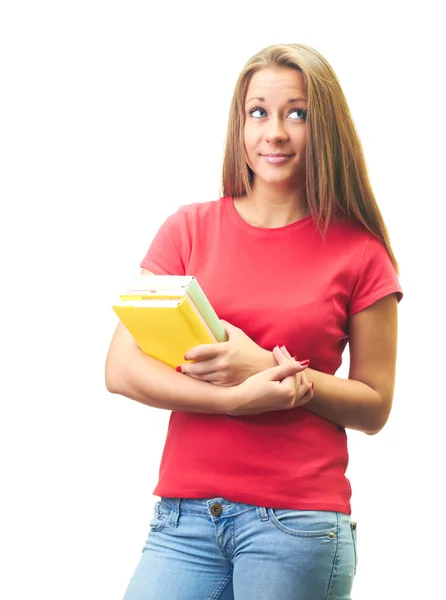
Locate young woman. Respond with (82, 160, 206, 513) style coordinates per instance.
(106, 43, 402, 600)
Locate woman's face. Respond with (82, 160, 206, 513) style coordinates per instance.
(243, 67, 307, 190)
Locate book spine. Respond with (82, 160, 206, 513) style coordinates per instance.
(185, 294, 217, 342)
(178, 298, 216, 345)
(119, 293, 183, 301)
(188, 279, 228, 342)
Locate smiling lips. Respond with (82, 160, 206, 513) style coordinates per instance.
(261, 153, 294, 164)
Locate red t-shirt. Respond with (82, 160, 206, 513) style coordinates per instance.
(141, 196, 403, 513)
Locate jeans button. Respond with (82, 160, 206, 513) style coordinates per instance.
(210, 503, 223, 517)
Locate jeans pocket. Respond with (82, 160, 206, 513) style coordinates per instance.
(149, 500, 169, 533)
(351, 521, 358, 574)
(268, 509, 338, 538)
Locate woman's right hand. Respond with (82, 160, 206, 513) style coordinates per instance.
(226, 347, 313, 416)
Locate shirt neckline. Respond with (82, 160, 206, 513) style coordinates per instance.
(225, 196, 313, 237)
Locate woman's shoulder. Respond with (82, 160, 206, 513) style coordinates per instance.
(326, 217, 377, 247)
(177, 196, 229, 220)
(319, 218, 394, 272)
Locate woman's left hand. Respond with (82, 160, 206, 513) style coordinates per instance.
(178, 320, 276, 387)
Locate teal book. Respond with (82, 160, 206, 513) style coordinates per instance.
(119, 275, 228, 343)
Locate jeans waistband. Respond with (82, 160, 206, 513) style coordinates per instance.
(159, 497, 269, 527)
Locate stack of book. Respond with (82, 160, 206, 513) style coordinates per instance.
(112, 275, 227, 367)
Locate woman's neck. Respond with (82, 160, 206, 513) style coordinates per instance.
(235, 180, 308, 228)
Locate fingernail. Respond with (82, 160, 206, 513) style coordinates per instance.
(299, 359, 310, 367)
(176, 366, 182, 373)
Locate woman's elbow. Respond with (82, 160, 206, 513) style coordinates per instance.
(105, 371, 118, 394)
(105, 355, 125, 395)
(365, 395, 393, 435)
(105, 369, 118, 394)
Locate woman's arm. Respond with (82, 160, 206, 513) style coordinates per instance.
(105, 267, 231, 412)
(105, 321, 235, 413)
(105, 270, 311, 414)
(105, 322, 312, 414)
(286, 294, 399, 435)
(179, 320, 278, 386)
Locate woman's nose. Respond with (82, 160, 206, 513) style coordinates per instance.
(265, 117, 289, 144)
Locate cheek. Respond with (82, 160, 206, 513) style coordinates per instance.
(243, 145, 254, 170)
(243, 128, 259, 158)
(295, 128, 307, 150)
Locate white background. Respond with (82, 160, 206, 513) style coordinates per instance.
(1, 1, 444, 598)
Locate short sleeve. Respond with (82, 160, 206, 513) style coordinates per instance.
(140, 210, 190, 275)
(348, 235, 403, 317)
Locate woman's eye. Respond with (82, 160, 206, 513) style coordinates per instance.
(289, 108, 307, 120)
(250, 108, 267, 118)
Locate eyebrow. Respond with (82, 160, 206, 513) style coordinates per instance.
(245, 96, 307, 104)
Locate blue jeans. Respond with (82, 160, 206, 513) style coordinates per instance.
(122, 497, 358, 600)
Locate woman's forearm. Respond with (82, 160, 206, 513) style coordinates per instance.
(105, 345, 235, 414)
(251, 355, 391, 434)
(250, 350, 386, 433)
(303, 368, 392, 435)
(105, 340, 390, 430)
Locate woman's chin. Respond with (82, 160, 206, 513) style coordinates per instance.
(255, 173, 300, 189)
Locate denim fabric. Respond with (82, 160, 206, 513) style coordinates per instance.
(122, 497, 358, 600)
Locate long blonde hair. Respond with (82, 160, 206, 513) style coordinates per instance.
(222, 43, 398, 272)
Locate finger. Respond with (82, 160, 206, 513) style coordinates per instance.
(300, 371, 308, 386)
(279, 346, 310, 368)
(280, 346, 293, 360)
(297, 370, 313, 397)
(296, 371, 313, 395)
(272, 346, 301, 367)
(219, 320, 240, 338)
(303, 381, 314, 398)
(180, 357, 220, 376)
(272, 346, 288, 364)
(184, 371, 220, 383)
(184, 343, 225, 362)
(267, 362, 307, 382)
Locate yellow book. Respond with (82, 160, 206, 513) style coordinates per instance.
(112, 297, 216, 368)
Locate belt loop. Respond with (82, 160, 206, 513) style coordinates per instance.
(169, 498, 181, 528)
(256, 506, 269, 521)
